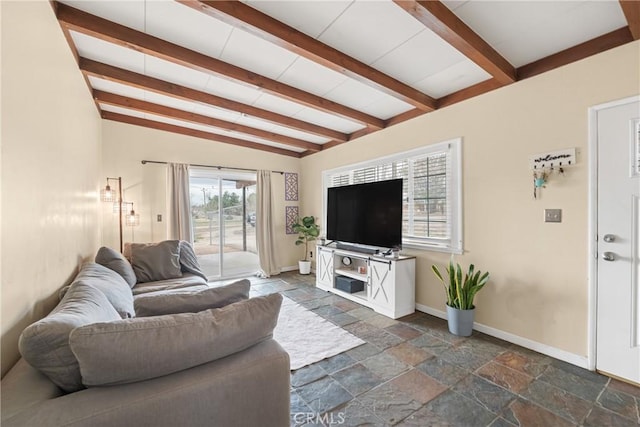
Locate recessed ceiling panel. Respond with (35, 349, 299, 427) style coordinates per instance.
(447, 0, 627, 67)
(145, 1, 233, 59)
(293, 108, 365, 134)
(235, 115, 328, 144)
(251, 93, 305, 118)
(70, 32, 145, 74)
(493, 1, 628, 67)
(62, 1, 145, 32)
(219, 28, 298, 80)
(444, 1, 581, 49)
(100, 104, 146, 119)
(142, 91, 199, 114)
(277, 57, 349, 97)
(143, 55, 211, 92)
(323, 78, 410, 113)
(267, 124, 329, 145)
(359, 97, 414, 121)
(193, 104, 242, 124)
(415, 60, 491, 99)
(202, 74, 263, 106)
(372, 28, 467, 86)
(318, 0, 425, 65)
(89, 76, 147, 100)
(243, 0, 353, 39)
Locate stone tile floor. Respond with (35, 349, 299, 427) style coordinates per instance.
(242, 272, 639, 427)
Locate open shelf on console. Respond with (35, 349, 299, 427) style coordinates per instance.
(334, 268, 367, 282)
(331, 287, 367, 302)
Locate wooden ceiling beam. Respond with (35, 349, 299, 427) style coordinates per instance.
(79, 58, 347, 142)
(55, 2, 385, 129)
(94, 90, 321, 152)
(438, 78, 505, 108)
(179, 0, 436, 112)
(385, 108, 427, 127)
(619, 1, 640, 40)
(517, 27, 633, 80)
(101, 111, 301, 158)
(393, 0, 516, 84)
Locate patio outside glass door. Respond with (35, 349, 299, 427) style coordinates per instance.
(189, 168, 258, 280)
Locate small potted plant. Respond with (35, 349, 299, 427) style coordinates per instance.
(432, 257, 489, 336)
(292, 216, 320, 275)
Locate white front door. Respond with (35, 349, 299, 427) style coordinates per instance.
(595, 97, 640, 384)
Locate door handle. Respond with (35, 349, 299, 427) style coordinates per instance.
(603, 234, 616, 243)
(602, 252, 616, 261)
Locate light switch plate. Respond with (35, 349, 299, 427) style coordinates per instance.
(544, 209, 562, 223)
(157, 214, 162, 222)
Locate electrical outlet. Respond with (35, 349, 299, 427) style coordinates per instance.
(309, 251, 313, 259)
(544, 209, 562, 223)
(157, 214, 162, 222)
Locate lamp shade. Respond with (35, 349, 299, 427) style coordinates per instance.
(101, 185, 116, 202)
(126, 209, 140, 227)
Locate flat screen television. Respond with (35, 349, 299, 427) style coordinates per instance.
(326, 179, 403, 250)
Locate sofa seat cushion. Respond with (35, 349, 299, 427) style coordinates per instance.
(95, 246, 137, 287)
(19, 282, 121, 392)
(69, 293, 283, 386)
(131, 273, 207, 296)
(134, 279, 250, 317)
(129, 240, 182, 283)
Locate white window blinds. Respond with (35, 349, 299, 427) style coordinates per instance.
(323, 139, 462, 253)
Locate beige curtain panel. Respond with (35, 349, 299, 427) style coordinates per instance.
(167, 163, 193, 242)
(256, 170, 280, 277)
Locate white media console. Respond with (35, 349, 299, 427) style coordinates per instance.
(316, 244, 416, 319)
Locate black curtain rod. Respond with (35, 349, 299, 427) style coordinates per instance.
(141, 160, 284, 175)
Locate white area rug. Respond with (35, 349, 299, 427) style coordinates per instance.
(274, 296, 365, 370)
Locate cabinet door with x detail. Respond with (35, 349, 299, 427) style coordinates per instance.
(316, 247, 334, 290)
(369, 259, 394, 311)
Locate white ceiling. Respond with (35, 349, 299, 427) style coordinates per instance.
(57, 0, 631, 156)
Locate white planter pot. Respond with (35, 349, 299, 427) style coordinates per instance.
(298, 260, 311, 275)
(446, 305, 475, 337)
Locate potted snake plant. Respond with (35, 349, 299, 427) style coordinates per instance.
(432, 257, 490, 336)
(293, 216, 320, 275)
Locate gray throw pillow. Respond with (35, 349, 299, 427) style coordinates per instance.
(134, 279, 250, 317)
(69, 293, 283, 386)
(178, 240, 207, 282)
(95, 246, 137, 287)
(130, 240, 182, 283)
(19, 282, 121, 392)
(74, 263, 135, 319)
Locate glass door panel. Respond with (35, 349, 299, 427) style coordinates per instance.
(189, 169, 258, 280)
(190, 176, 221, 278)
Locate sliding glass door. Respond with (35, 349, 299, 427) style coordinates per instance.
(189, 168, 258, 279)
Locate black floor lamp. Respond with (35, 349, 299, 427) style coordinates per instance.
(101, 177, 123, 253)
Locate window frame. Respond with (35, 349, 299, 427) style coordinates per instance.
(322, 138, 463, 254)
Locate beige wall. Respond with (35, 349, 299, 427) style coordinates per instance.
(301, 41, 640, 358)
(1, 1, 103, 376)
(101, 121, 302, 270)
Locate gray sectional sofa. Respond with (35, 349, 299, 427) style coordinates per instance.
(1, 241, 290, 427)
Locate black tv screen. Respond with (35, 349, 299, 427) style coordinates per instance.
(326, 179, 403, 249)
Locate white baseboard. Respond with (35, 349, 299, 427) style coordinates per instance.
(415, 303, 590, 370)
(280, 265, 298, 273)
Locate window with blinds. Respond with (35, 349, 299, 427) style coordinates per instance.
(323, 138, 462, 253)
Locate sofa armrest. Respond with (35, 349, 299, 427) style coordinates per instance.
(2, 339, 290, 427)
